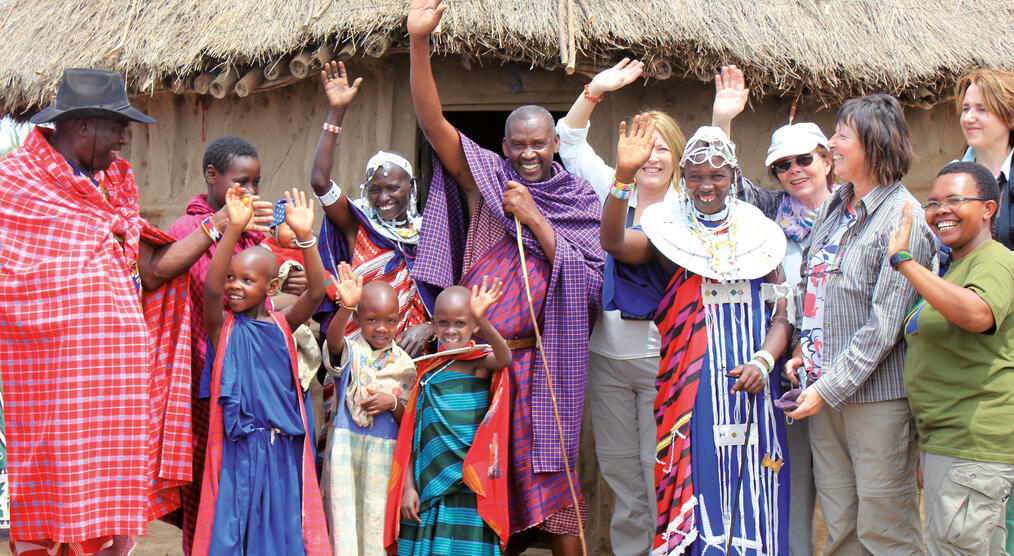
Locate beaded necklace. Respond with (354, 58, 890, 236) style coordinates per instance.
(686, 200, 738, 278)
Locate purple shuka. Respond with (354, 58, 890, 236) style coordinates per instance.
(412, 132, 604, 474)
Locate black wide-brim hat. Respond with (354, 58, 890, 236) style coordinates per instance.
(29, 68, 155, 125)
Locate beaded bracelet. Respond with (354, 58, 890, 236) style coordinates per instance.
(889, 249, 914, 270)
(609, 176, 635, 200)
(315, 181, 343, 207)
(583, 84, 604, 103)
(752, 349, 775, 373)
(295, 236, 318, 249)
(322, 122, 342, 134)
(200, 216, 222, 243)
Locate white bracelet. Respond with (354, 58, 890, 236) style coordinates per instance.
(747, 359, 769, 374)
(295, 236, 317, 249)
(315, 180, 343, 207)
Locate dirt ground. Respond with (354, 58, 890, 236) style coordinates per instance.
(0, 514, 829, 556)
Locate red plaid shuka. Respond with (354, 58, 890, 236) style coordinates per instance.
(383, 344, 511, 553)
(191, 311, 329, 556)
(0, 127, 192, 545)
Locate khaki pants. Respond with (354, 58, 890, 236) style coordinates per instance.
(809, 399, 925, 555)
(587, 352, 658, 556)
(922, 452, 1014, 556)
(786, 415, 815, 556)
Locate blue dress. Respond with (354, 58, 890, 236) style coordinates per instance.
(208, 313, 306, 556)
(689, 278, 789, 555)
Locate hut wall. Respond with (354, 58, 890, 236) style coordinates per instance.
(124, 55, 964, 554)
(128, 55, 965, 231)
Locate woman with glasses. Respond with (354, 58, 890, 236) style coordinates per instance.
(784, 94, 936, 555)
(889, 161, 1014, 555)
(955, 69, 1014, 249)
(602, 117, 794, 556)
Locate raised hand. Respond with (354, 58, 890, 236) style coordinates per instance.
(616, 115, 657, 177)
(334, 262, 363, 309)
(471, 276, 503, 319)
(588, 58, 645, 98)
(247, 197, 274, 234)
(888, 201, 914, 257)
(712, 65, 750, 127)
(224, 183, 253, 231)
(321, 61, 363, 109)
(283, 188, 315, 240)
(407, 0, 447, 36)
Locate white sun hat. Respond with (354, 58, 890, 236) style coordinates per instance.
(765, 122, 829, 167)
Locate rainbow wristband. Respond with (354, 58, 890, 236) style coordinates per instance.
(610, 176, 635, 200)
(201, 216, 223, 243)
(889, 249, 914, 270)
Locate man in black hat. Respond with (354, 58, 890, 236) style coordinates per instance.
(0, 68, 269, 554)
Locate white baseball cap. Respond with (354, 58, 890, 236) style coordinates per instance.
(765, 123, 829, 167)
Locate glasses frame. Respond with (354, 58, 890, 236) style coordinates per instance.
(771, 153, 817, 174)
(921, 196, 986, 212)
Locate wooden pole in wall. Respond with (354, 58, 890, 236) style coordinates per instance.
(209, 67, 239, 99)
(234, 68, 264, 97)
(193, 72, 215, 95)
(290, 49, 313, 79)
(264, 56, 291, 80)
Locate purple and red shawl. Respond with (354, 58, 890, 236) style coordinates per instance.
(411, 132, 604, 473)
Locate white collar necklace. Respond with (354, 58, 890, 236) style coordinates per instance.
(640, 197, 785, 282)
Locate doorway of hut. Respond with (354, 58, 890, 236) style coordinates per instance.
(414, 109, 567, 211)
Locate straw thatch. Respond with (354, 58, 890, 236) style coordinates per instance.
(1, 0, 1012, 115)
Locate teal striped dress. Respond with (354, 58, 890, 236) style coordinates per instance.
(398, 366, 500, 556)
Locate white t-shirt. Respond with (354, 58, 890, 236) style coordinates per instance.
(556, 119, 666, 359)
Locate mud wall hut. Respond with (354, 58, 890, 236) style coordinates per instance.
(1, 0, 1012, 552)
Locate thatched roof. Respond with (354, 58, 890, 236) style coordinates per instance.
(2, 0, 1012, 115)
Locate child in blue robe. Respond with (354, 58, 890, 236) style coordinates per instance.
(192, 185, 331, 556)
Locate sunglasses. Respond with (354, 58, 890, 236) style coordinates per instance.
(771, 153, 817, 174)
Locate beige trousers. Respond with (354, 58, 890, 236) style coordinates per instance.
(922, 452, 1014, 556)
(809, 398, 925, 555)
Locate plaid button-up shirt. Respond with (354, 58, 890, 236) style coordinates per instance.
(798, 181, 936, 409)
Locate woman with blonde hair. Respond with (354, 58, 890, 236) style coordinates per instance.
(955, 68, 1014, 248)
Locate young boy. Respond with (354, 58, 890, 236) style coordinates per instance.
(192, 185, 329, 556)
(321, 263, 418, 556)
(384, 278, 513, 556)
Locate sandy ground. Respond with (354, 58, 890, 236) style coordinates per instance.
(0, 514, 830, 556)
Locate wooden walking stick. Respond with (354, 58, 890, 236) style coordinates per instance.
(513, 216, 588, 555)
(725, 391, 756, 554)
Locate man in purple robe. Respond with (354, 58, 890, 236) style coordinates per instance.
(408, 1, 604, 553)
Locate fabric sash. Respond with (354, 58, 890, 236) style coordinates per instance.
(383, 345, 510, 553)
(192, 311, 330, 556)
(652, 270, 707, 556)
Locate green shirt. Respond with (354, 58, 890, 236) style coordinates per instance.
(904, 240, 1014, 463)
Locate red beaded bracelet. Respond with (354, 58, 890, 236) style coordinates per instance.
(583, 83, 604, 103)
(322, 122, 342, 134)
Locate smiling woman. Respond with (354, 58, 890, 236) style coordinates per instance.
(889, 161, 1014, 555)
(954, 68, 1014, 249)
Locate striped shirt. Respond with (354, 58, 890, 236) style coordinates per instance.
(798, 182, 936, 408)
